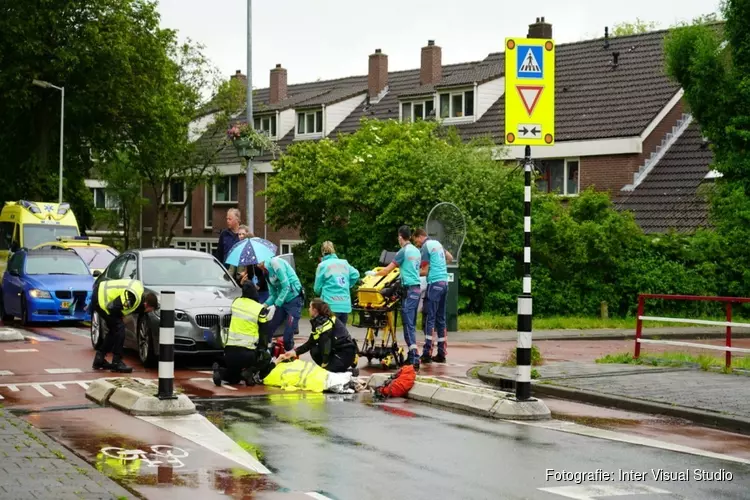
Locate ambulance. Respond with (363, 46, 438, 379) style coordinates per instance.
(0, 200, 80, 280)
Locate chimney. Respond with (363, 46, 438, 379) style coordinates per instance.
(612, 51, 620, 68)
(604, 26, 610, 49)
(230, 69, 247, 84)
(527, 16, 553, 39)
(368, 49, 388, 98)
(420, 40, 442, 85)
(270, 64, 287, 104)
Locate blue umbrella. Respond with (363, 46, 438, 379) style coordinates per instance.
(225, 237, 277, 267)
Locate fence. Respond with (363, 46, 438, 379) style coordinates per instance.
(635, 294, 750, 368)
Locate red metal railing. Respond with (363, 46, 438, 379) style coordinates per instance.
(635, 294, 750, 368)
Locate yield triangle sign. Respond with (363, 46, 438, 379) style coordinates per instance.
(516, 85, 543, 116)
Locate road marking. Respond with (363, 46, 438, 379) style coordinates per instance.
(539, 483, 671, 499)
(5, 349, 38, 353)
(0, 394, 3, 400)
(511, 419, 750, 465)
(197, 370, 214, 374)
(23, 332, 56, 342)
(306, 493, 334, 500)
(44, 368, 82, 374)
(31, 384, 53, 397)
(54, 383, 66, 389)
(189, 377, 238, 390)
(0, 370, 13, 376)
(77, 381, 89, 389)
(7, 385, 19, 392)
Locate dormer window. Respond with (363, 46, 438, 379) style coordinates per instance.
(439, 89, 474, 120)
(254, 114, 277, 138)
(401, 99, 435, 123)
(296, 110, 324, 137)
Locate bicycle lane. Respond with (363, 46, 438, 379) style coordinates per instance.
(21, 406, 286, 499)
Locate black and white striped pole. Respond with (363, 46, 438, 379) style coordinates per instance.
(516, 145, 533, 401)
(157, 291, 176, 400)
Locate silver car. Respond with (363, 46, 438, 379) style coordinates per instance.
(90, 248, 241, 366)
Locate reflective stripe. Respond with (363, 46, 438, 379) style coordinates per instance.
(409, 344, 418, 351)
(436, 338, 445, 343)
(225, 298, 263, 349)
(312, 319, 334, 340)
(425, 335, 433, 341)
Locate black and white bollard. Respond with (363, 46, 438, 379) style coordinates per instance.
(516, 145, 533, 401)
(157, 291, 176, 400)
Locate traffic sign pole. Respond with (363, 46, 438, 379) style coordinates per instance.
(516, 144, 533, 401)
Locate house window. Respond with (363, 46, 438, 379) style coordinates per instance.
(168, 181, 185, 204)
(280, 239, 303, 255)
(184, 200, 192, 229)
(296, 110, 323, 135)
(254, 115, 277, 137)
(537, 159, 580, 196)
(401, 99, 434, 123)
(214, 175, 239, 204)
(204, 184, 214, 229)
(439, 90, 474, 119)
(91, 188, 119, 210)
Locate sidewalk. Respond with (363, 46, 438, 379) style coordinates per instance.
(0, 408, 134, 499)
(476, 361, 750, 434)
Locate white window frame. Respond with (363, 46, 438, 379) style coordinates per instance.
(280, 239, 304, 255)
(167, 180, 186, 205)
(295, 109, 324, 139)
(438, 88, 475, 123)
(536, 157, 581, 197)
(169, 238, 218, 255)
(184, 199, 192, 229)
(400, 98, 435, 123)
(254, 113, 278, 140)
(213, 175, 239, 205)
(91, 187, 119, 211)
(204, 183, 214, 230)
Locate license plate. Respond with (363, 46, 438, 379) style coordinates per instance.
(61, 301, 70, 308)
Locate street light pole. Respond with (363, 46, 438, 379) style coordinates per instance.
(245, 0, 254, 234)
(32, 79, 64, 203)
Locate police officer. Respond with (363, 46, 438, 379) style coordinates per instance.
(369, 225, 422, 368)
(313, 241, 360, 325)
(413, 228, 453, 364)
(213, 280, 273, 386)
(276, 298, 358, 375)
(91, 279, 157, 373)
(258, 256, 304, 352)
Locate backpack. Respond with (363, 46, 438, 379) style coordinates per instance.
(376, 365, 416, 399)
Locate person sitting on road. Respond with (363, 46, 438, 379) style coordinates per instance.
(91, 279, 158, 373)
(213, 280, 273, 387)
(276, 298, 359, 376)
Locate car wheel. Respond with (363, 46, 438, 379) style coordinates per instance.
(90, 310, 101, 350)
(0, 296, 13, 323)
(137, 315, 157, 368)
(20, 296, 30, 326)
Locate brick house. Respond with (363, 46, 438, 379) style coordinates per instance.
(88, 17, 714, 252)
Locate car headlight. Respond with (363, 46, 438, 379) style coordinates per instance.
(155, 309, 189, 322)
(29, 289, 51, 299)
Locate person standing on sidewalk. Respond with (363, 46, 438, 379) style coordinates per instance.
(413, 228, 453, 364)
(258, 256, 304, 352)
(314, 241, 360, 325)
(215, 208, 241, 268)
(91, 279, 157, 373)
(370, 226, 422, 368)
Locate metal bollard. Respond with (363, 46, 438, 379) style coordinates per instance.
(516, 146, 533, 401)
(157, 291, 176, 400)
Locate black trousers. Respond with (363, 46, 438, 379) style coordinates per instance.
(97, 305, 126, 358)
(312, 346, 356, 373)
(220, 346, 270, 384)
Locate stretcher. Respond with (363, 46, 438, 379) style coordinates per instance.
(351, 251, 405, 369)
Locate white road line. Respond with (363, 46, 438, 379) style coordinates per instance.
(222, 384, 238, 391)
(4, 349, 38, 353)
(44, 368, 82, 374)
(23, 332, 55, 342)
(511, 419, 750, 465)
(306, 493, 334, 500)
(0, 394, 3, 400)
(7, 385, 19, 392)
(54, 383, 66, 389)
(31, 384, 53, 397)
(197, 370, 214, 374)
(539, 483, 671, 499)
(0, 379, 99, 388)
(0, 370, 13, 376)
(77, 381, 89, 389)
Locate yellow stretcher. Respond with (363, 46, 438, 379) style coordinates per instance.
(352, 251, 405, 369)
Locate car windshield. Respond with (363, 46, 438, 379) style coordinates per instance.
(26, 254, 90, 275)
(141, 256, 235, 287)
(72, 247, 118, 270)
(23, 225, 79, 249)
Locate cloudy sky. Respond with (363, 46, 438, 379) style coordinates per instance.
(156, 0, 720, 88)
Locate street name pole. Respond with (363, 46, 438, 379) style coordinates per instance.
(245, 0, 254, 234)
(516, 144, 533, 401)
(58, 86, 65, 203)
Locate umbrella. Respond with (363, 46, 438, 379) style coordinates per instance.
(225, 237, 278, 267)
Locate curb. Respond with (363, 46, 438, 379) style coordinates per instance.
(366, 374, 550, 421)
(86, 377, 196, 416)
(476, 368, 750, 436)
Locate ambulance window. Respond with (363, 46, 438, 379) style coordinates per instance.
(22, 224, 79, 249)
(0, 222, 16, 250)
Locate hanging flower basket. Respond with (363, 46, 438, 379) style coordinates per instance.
(227, 122, 280, 159)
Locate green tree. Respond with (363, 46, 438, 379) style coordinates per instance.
(612, 18, 660, 36)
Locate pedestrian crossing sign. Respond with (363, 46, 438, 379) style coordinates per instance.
(504, 37, 555, 146)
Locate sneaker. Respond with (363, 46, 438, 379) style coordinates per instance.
(109, 359, 133, 373)
(420, 354, 433, 364)
(241, 368, 256, 386)
(431, 354, 446, 363)
(92, 352, 112, 370)
(212, 362, 222, 387)
(413, 360, 421, 372)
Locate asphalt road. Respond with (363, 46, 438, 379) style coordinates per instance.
(197, 394, 750, 500)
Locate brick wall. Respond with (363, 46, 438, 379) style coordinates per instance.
(581, 99, 684, 194)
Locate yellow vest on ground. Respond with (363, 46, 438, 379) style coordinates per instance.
(97, 279, 144, 316)
(226, 297, 267, 349)
(262, 359, 328, 392)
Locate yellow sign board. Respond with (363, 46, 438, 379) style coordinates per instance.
(504, 37, 555, 146)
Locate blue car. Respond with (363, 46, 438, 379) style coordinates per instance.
(0, 248, 93, 325)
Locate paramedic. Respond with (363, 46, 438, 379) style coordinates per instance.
(276, 298, 358, 374)
(91, 279, 158, 373)
(212, 281, 273, 386)
(413, 228, 453, 364)
(314, 241, 360, 325)
(369, 225, 422, 367)
(258, 256, 304, 351)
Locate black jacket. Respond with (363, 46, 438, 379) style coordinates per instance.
(295, 315, 355, 368)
